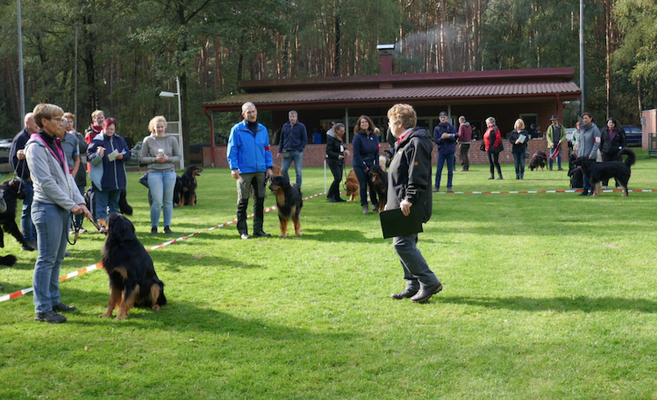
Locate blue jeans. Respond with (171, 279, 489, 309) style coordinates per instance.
(281, 150, 303, 188)
(354, 166, 378, 207)
(148, 170, 176, 227)
(20, 178, 36, 241)
(550, 146, 562, 169)
(95, 189, 121, 221)
(32, 202, 69, 313)
(512, 152, 525, 176)
(435, 153, 455, 189)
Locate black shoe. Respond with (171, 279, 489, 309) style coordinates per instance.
(335, 197, 347, 202)
(327, 197, 338, 203)
(164, 226, 175, 234)
(34, 310, 66, 323)
(253, 231, 271, 237)
(588, 191, 594, 196)
(21, 245, 35, 252)
(64, 252, 71, 258)
(487, 175, 494, 180)
(151, 227, 158, 234)
(53, 303, 77, 312)
(0, 283, 4, 290)
(411, 282, 443, 303)
(391, 288, 419, 300)
(578, 190, 589, 196)
(240, 233, 250, 240)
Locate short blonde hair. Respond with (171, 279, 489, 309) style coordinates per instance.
(33, 104, 64, 128)
(148, 116, 167, 133)
(514, 119, 525, 130)
(387, 104, 417, 130)
(64, 112, 75, 121)
(91, 110, 104, 120)
(486, 117, 496, 125)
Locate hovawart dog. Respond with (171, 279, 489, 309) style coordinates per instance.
(268, 176, 303, 237)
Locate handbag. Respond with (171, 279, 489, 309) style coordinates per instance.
(495, 141, 504, 153)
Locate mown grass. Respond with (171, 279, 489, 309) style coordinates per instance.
(1, 150, 657, 399)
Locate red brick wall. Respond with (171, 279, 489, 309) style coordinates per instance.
(203, 139, 551, 168)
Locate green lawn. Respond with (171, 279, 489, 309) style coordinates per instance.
(2, 150, 657, 399)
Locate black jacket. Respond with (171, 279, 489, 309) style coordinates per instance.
(508, 129, 529, 154)
(600, 126, 626, 157)
(387, 128, 433, 223)
(9, 128, 31, 180)
(325, 134, 347, 165)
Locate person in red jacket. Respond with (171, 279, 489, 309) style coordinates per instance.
(84, 110, 105, 172)
(484, 117, 503, 180)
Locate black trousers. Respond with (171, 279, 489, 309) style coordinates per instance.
(327, 161, 343, 199)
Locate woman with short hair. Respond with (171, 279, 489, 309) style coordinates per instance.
(508, 119, 529, 180)
(140, 116, 181, 234)
(484, 117, 503, 180)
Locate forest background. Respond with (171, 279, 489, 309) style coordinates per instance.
(0, 0, 655, 161)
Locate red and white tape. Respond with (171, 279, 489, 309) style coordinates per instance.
(0, 192, 327, 304)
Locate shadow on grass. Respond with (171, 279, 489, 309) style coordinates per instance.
(293, 228, 373, 242)
(443, 295, 657, 313)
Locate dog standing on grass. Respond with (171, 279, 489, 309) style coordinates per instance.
(573, 148, 636, 196)
(268, 175, 303, 237)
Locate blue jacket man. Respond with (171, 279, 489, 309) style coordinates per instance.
(227, 102, 274, 239)
(432, 111, 458, 192)
(277, 110, 307, 188)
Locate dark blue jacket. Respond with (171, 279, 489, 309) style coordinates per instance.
(227, 120, 273, 173)
(87, 132, 131, 191)
(352, 130, 379, 169)
(433, 122, 458, 155)
(279, 121, 308, 153)
(9, 128, 32, 179)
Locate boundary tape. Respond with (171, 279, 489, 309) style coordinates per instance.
(434, 189, 657, 195)
(0, 192, 327, 304)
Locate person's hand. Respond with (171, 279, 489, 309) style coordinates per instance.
(155, 154, 168, 163)
(575, 121, 581, 130)
(364, 167, 369, 174)
(344, 150, 350, 157)
(16, 149, 25, 160)
(276, 153, 282, 159)
(515, 140, 520, 145)
(97, 146, 105, 157)
(338, 155, 344, 160)
(115, 153, 123, 160)
(266, 168, 273, 180)
(441, 133, 450, 140)
(231, 169, 240, 180)
(400, 199, 412, 217)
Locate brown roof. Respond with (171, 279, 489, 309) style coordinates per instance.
(204, 81, 581, 111)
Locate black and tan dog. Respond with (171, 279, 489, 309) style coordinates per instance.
(529, 151, 548, 171)
(0, 179, 34, 252)
(99, 213, 166, 320)
(268, 176, 303, 237)
(573, 148, 636, 196)
(368, 165, 388, 212)
(178, 165, 203, 207)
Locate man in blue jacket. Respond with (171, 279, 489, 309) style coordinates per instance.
(9, 113, 40, 250)
(433, 111, 458, 193)
(277, 110, 307, 188)
(227, 102, 274, 239)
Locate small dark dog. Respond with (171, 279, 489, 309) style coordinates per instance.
(178, 165, 203, 207)
(269, 176, 303, 237)
(344, 169, 360, 202)
(568, 154, 583, 189)
(573, 148, 636, 196)
(99, 213, 166, 320)
(0, 179, 34, 252)
(529, 151, 548, 171)
(368, 165, 388, 212)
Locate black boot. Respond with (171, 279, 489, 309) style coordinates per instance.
(253, 196, 270, 237)
(488, 174, 494, 180)
(578, 189, 589, 196)
(237, 198, 250, 239)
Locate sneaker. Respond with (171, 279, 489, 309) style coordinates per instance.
(362, 205, 369, 215)
(602, 185, 607, 190)
(163, 226, 175, 234)
(34, 310, 66, 323)
(151, 227, 158, 234)
(64, 252, 71, 257)
(53, 303, 77, 312)
(335, 197, 347, 202)
(79, 227, 87, 234)
(447, 188, 454, 193)
(432, 187, 439, 192)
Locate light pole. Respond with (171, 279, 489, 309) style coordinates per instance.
(159, 76, 184, 169)
(17, 0, 25, 118)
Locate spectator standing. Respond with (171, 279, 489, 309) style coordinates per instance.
(484, 117, 503, 180)
(9, 113, 39, 251)
(387, 104, 442, 303)
(277, 110, 307, 188)
(352, 115, 380, 214)
(575, 112, 601, 196)
(63, 113, 88, 233)
(313, 126, 323, 144)
(140, 116, 181, 235)
(84, 110, 105, 174)
(25, 103, 92, 323)
(60, 115, 81, 238)
(457, 116, 472, 172)
(508, 119, 529, 180)
(433, 111, 458, 192)
(227, 102, 274, 239)
(546, 115, 567, 171)
(325, 123, 349, 202)
(87, 118, 131, 227)
(600, 117, 627, 189)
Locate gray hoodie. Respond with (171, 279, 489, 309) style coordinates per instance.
(25, 133, 84, 211)
(576, 122, 601, 159)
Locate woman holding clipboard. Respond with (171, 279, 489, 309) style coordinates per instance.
(385, 104, 443, 304)
(508, 119, 529, 180)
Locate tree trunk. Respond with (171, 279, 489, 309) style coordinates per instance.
(334, 15, 341, 76)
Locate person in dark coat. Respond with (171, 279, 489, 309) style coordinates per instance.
(508, 119, 529, 180)
(432, 111, 458, 192)
(352, 115, 380, 214)
(386, 103, 442, 304)
(325, 123, 349, 202)
(600, 117, 627, 189)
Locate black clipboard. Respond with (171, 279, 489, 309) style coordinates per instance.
(379, 206, 423, 239)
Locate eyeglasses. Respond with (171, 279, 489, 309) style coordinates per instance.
(49, 117, 65, 123)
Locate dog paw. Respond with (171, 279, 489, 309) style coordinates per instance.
(98, 313, 112, 318)
(115, 314, 128, 320)
(152, 305, 161, 311)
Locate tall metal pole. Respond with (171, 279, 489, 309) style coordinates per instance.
(176, 76, 184, 169)
(580, 0, 585, 115)
(17, 0, 26, 118)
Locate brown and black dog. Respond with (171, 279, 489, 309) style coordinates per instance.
(178, 165, 203, 207)
(368, 165, 388, 212)
(344, 169, 360, 202)
(269, 176, 303, 237)
(99, 213, 166, 320)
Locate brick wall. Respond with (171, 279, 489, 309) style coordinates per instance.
(202, 139, 551, 168)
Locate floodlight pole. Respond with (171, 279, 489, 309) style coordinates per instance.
(580, 0, 585, 115)
(17, 0, 25, 118)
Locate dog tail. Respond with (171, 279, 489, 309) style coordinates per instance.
(620, 148, 636, 168)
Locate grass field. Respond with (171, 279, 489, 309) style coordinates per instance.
(2, 150, 657, 399)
